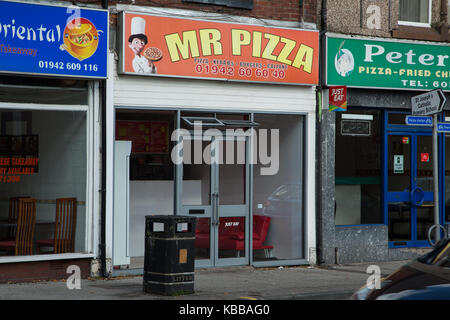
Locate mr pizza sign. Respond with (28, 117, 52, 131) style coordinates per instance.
(119, 12, 319, 85)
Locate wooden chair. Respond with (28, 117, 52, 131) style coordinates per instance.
(36, 198, 77, 254)
(0, 198, 36, 255)
(5, 197, 30, 240)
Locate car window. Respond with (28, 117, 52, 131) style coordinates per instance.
(432, 241, 450, 267)
(418, 238, 450, 265)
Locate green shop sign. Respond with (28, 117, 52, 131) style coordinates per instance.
(326, 35, 450, 91)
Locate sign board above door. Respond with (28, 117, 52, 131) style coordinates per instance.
(0, 1, 108, 79)
(119, 12, 319, 85)
(326, 35, 450, 91)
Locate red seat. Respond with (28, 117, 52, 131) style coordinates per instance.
(0, 198, 36, 256)
(36, 239, 53, 246)
(0, 241, 15, 248)
(194, 215, 273, 254)
(195, 218, 210, 249)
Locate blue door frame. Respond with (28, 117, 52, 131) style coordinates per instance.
(384, 112, 445, 248)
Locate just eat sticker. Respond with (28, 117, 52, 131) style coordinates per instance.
(421, 153, 430, 162)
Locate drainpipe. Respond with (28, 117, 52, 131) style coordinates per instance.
(316, 0, 327, 265)
(440, 0, 448, 41)
(100, 0, 110, 278)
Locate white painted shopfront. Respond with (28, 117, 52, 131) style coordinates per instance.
(106, 6, 318, 273)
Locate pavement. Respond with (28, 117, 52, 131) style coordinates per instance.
(0, 260, 409, 300)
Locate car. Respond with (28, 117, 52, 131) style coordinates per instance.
(262, 184, 302, 216)
(351, 237, 450, 300)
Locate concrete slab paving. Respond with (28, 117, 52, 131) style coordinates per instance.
(0, 260, 411, 300)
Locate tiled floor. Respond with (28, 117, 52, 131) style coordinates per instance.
(130, 256, 144, 269)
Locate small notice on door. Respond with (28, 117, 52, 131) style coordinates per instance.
(394, 155, 404, 174)
(421, 153, 430, 162)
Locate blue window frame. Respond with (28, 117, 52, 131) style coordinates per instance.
(335, 109, 447, 247)
(384, 111, 446, 248)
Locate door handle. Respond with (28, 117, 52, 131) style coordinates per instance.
(212, 193, 219, 225)
(211, 193, 216, 225)
(410, 186, 424, 207)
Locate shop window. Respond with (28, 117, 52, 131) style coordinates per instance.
(182, 0, 253, 9)
(115, 110, 174, 181)
(443, 112, 450, 224)
(0, 75, 88, 105)
(398, 0, 431, 26)
(182, 138, 211, 206)
(0, 109, 87, 256)
(388, 113, 408, 125)
(252, 114, 304, 262)
(115, 110, 175, 260)
(445, 137, 450, 223)
(335, 110, 383, 225)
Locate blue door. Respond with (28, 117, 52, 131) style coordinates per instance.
(386, 132, 435, 247)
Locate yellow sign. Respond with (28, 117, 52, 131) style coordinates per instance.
(62, 18, 99, 61)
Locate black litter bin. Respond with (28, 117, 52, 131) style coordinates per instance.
(143, 215, 197, 295)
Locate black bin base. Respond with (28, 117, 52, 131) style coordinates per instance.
(143, 281, 194, 296)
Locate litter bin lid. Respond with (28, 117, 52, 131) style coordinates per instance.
(145, 215, 197, 238)
(145, 215, 197, 221)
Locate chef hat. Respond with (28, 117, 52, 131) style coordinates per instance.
(131, 17, 146, 36)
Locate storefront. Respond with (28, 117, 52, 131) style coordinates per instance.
(322, 33, 450, 263)
(0, 1, 108, 282)
(108, 7, 318, 272)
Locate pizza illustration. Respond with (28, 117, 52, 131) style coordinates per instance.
(143, 47, 163, 61)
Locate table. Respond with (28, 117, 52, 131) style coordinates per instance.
(0, 220, 55, 227)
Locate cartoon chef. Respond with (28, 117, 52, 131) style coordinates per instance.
(128, 17, 157, 74)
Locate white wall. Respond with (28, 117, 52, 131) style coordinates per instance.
(113, 69, 317, 263)
(335, 185, 361, 225)
(114, 67, 316, 114)
(129, 180, 201, 257)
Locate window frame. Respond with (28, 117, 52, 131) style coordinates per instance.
(398, 0, 432, 28)
(335, 108, 384, 227)
(0, 102, 93, 264)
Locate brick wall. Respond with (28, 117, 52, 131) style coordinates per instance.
(74, 0, 317, 24)
(301, 0, 317, 23)
(325, 0, 448, 42)
(0, 259, 91, 284)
